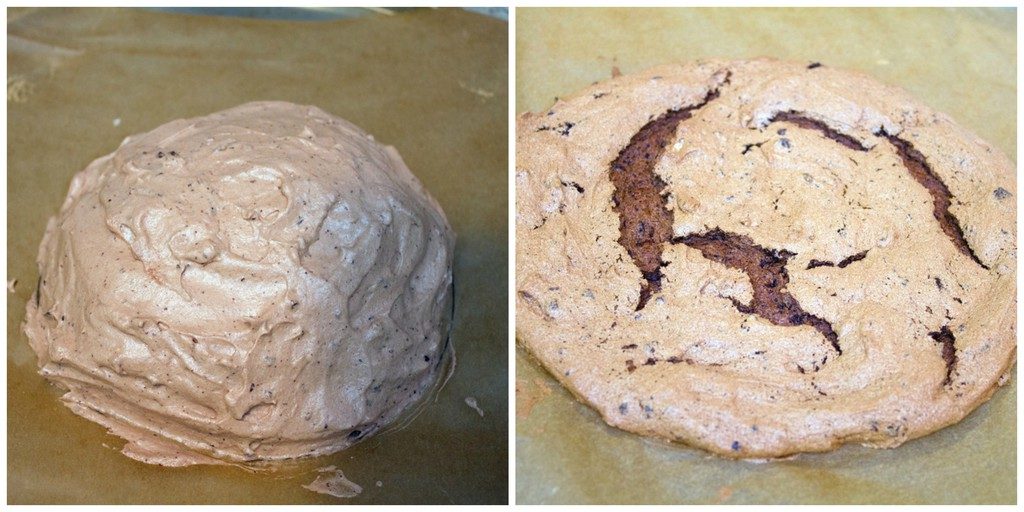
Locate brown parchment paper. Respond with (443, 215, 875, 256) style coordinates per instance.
(8, 7, 507, 504)
(516, 7, 1015, 504)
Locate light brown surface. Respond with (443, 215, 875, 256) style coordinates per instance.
(9, 7, 507, 504)
(517, 57, 1016, 457)
(516, 7, 1015, 504)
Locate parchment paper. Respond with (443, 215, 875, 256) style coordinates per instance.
(516, 7, 1015, 504)
(8, 7, 507, 504)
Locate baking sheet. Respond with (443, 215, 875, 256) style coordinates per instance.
(8, 7, 507, 504)
(516, 7, 1015, 504)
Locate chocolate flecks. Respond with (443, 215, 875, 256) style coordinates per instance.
(642, 403, 654, 417)
(876, 128, 989, 270)
(537, 121, 575, 136)
(805, 250, 869, 270)
(561, 180, 585, 193)
(836, 251, 868, 268)
(928, 326, 957, 386)
(742, 140, 767, 155)
(634, 355, 697, 368)
(807, 62, 823, 69)
(621, 343, 638, 350)
(518, 290, 551, 320)
(625, 359, 637, 373)
(731, 441, 741, 451)
(934, 277, 944, 290)
(610, 72, 731, 311)
(806, 259, 832, 270)
(673, 228, 841, 355)
(768, 111, 868, 152)
(993, 187, 1012, 200)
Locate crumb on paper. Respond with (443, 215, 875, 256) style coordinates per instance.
(458, 81, 494, 99)
(716, 486, 733, 503)
(8, 76, 33, 103)
(7, 279, 17, 293)
(465, 396, 484, 417)
(112, 117, 121, 127)
(303, 465, 362, 499)
(515, 377, 552, 419)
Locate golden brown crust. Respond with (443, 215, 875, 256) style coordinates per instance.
(516, 59, 1016, 458)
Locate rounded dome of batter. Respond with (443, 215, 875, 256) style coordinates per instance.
(24, 101, 455, 466)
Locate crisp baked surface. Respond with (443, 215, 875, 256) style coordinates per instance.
(515, 59, 1016, 458)
(24, 101, 455, 466)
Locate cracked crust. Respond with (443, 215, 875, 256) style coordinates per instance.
(515, 59, 1016, 458)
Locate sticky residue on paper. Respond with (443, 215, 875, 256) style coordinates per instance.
(303, 466, 362, 499)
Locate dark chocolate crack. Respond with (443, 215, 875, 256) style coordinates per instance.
(610, 74, 730, 310)
(876, 129, 989, 270)
(673, 228, 841, 355)
(928, 326, 957, 386)
(806, 250, 869, 270)
(768, 111, 868, 152)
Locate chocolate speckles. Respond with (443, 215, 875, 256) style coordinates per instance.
(537, 121, 575, 136)
(806, 250, 868, 270)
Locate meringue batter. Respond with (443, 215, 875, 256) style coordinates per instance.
(24, 101, 455, 466)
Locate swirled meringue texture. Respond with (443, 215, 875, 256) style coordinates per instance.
(24, 101, 455, 466)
